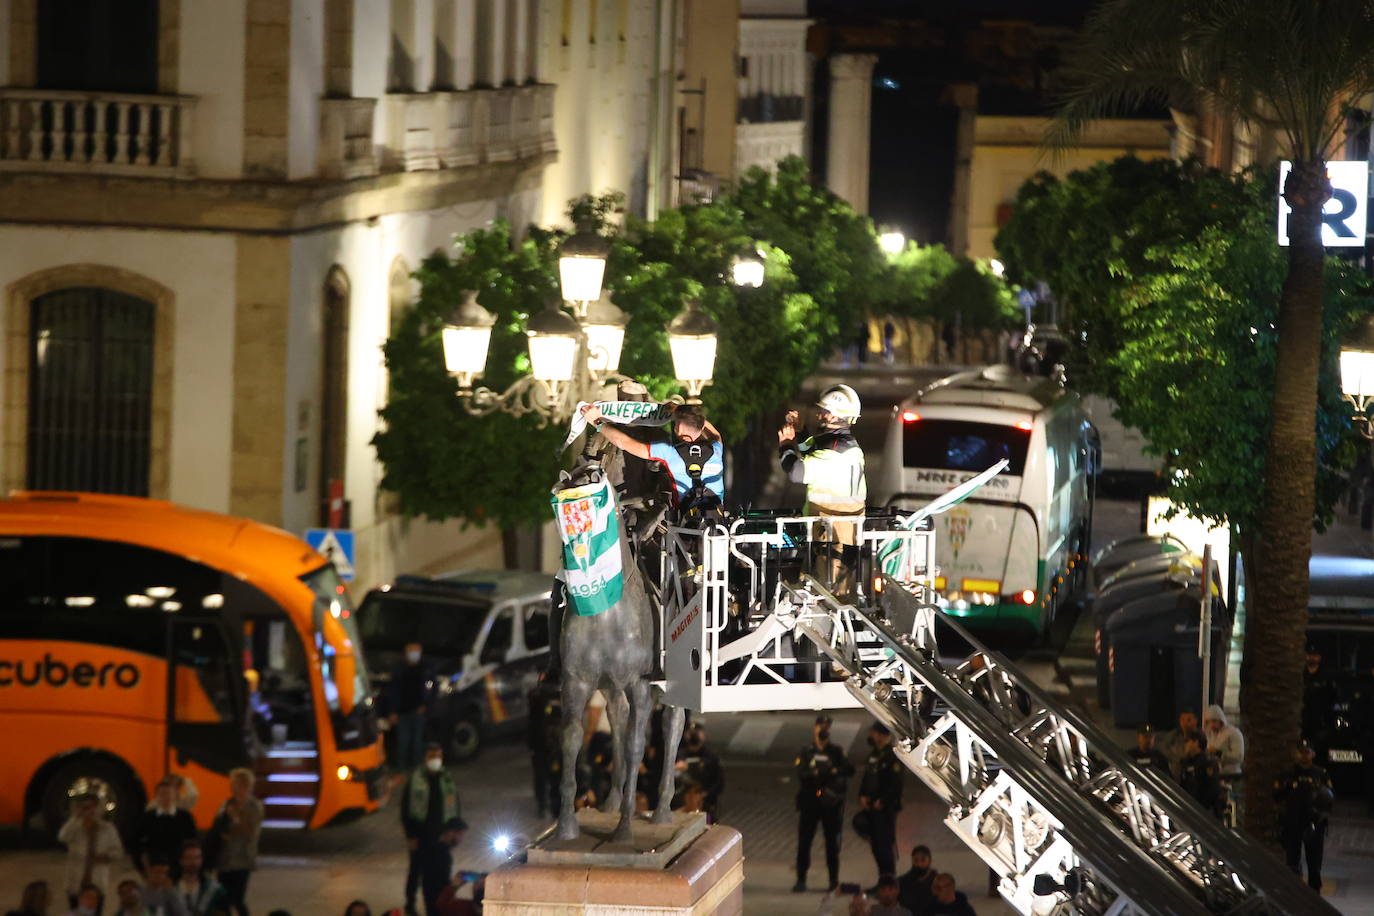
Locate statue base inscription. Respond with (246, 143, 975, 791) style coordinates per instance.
(484, 810, 743, 915)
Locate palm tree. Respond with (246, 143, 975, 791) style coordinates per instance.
(1049, 0, 1374, 842)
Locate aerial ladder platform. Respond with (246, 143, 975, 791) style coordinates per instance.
(654, 501, 1338, 916)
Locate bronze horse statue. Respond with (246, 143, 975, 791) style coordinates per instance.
(554, 446, 686, 842)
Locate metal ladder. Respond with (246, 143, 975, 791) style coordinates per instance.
(778, 574, 1337, 916)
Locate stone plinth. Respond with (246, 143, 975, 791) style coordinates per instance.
(484, 810, 744, 915)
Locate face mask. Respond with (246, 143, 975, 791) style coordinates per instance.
(425, 757, 444, 772)
(818, 729, 830, 743)
(406, 650, 421, 664)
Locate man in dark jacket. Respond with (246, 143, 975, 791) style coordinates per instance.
(674, 721, 724, 821)
(1178, 732, 1224, 817)
(1127, 725, 1170, 776)
(389, 642, 435, 773)
(927, 873, 977, 915)
(402, 743, 467, 916)
(898, 845, 936, 915)
(1274, 739, 1335, 891)
(132, 779, 197, 874)
(526, 674, 561, 818)
(793, 715, 855, 893)
(858, 722, 903, 879)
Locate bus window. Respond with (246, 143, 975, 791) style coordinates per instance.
(902, 420, 1030, 476)
(226, 576, 318, 747)
(302, 565, 372, 712)
(522, 601, 550, 652)
(2, 537, 220, 655)
(172, 623, 236, 723)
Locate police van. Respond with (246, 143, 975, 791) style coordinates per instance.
(878, 365, 1097, 635)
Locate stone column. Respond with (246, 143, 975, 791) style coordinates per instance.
(945, 82, 977, 256)
(826, 53, 877, 214)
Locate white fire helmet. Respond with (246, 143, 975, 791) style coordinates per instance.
(816, 384, 861, 423)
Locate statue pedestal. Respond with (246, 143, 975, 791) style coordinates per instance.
(484, 810, 744, 915)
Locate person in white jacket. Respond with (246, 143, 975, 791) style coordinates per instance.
(1204, 704, 1246, 779)
(58, 794, 125, 906)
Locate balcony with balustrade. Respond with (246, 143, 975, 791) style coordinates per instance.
(0, 90, 197, 178)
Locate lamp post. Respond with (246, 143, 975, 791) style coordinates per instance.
(878, 229, 905, 256)
(1340, 313, 1374, 439)
(558, 227, 611, 316)
(731, 249, 765, 288)
(667, 299, 720, 403)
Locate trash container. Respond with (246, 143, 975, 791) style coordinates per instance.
(1091, 562, 1200, 708)
(1090, 533, 1187, 593)
(1105, 589, 1231, 729)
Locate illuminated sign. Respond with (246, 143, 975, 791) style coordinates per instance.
(1277, 160, 1368, 248)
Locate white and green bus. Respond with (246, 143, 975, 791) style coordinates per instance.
(878, 365, 1098, 635)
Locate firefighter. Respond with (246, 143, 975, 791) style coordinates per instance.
(777, 385, 867, 594)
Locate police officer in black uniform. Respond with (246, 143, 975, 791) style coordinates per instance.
(1274, 738, 1335, 891)
(675, 721, 724, 820)
(858, 721, 903, 879)
(794, 715, 854, 893)
(526, 673, 561, 818)
(1128, 724, 1170, 776)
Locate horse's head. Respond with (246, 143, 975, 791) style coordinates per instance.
(559, 453, 606, 492)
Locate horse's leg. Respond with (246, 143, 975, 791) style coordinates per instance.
(600, 687, 629, 814)
(557, 675, 593, 840)
(653, 702, 687, 824)
(615, 677, 653, 844)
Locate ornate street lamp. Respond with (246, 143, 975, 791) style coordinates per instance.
(1340, 313, 1374, 439)
(582, 294, 628, 375)
(668, 299, 720, 402)
(878, 230, 905, 256)
(558, 227, 611, 314)
(731, 249, 765, 288)
(524, 301, 581, 395)
(442, 291, 495, 391)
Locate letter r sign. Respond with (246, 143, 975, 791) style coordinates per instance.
(1278, 160, 1369, 248)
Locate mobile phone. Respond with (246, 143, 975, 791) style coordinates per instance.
(839, 883, 863, 895)
(458, 871, 486, 883)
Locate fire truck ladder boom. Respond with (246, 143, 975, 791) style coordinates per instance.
(783, 575, 1337, 916)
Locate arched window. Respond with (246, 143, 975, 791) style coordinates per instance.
(38, 0, 159, 94)
(27, 287, 156, 495)
(320, 269, 350, 527)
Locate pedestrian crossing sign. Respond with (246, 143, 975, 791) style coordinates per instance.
(305, 528, 356, 581)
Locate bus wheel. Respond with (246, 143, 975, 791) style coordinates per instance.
(449, 714, 482, 761)
(41, 757, 141, 839)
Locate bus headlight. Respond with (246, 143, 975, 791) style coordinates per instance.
(337, 764, 353, 781)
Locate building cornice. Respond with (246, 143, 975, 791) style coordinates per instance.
(0, 152, 554, 236)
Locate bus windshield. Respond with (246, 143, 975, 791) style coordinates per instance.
(302, 564, 372, 711)
(903, 419, 1030, 476)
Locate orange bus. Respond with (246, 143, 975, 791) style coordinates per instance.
(0, 492, 387, 836)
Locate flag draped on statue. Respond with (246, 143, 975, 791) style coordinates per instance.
(877, 459, 1010, 578)
(551, 476, 624, 616)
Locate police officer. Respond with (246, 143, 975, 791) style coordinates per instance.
(858, 722, 903, 879)
(1128, 724, 1170, 776)
(526, 673, 562, 818)
(777, 385, 867, 594)
(1274, 738, 1335, 891)
(674, 721, 724, 821)
(794, 714, 854, 893)
(1178, 731, 1224, 817)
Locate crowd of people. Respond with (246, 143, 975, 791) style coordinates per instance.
(1132, 703, 1334, 891)
(7, 771, 262, 916)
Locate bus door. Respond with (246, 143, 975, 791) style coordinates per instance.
(166, 618, 248, 817)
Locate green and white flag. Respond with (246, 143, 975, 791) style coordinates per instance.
(552, 476, 624, 616)
(561, 400, 677, 452)
(878, 459, 1010, 578)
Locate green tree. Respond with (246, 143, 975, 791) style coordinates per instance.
(1000, 152, 1372, 838)
(1051, 0, 1374, 840)
(375, 166, 890, 543)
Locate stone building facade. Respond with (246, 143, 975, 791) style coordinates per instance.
(0, 0, 673, 590)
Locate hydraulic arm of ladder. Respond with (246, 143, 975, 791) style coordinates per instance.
(784, 575, 1337, 916)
